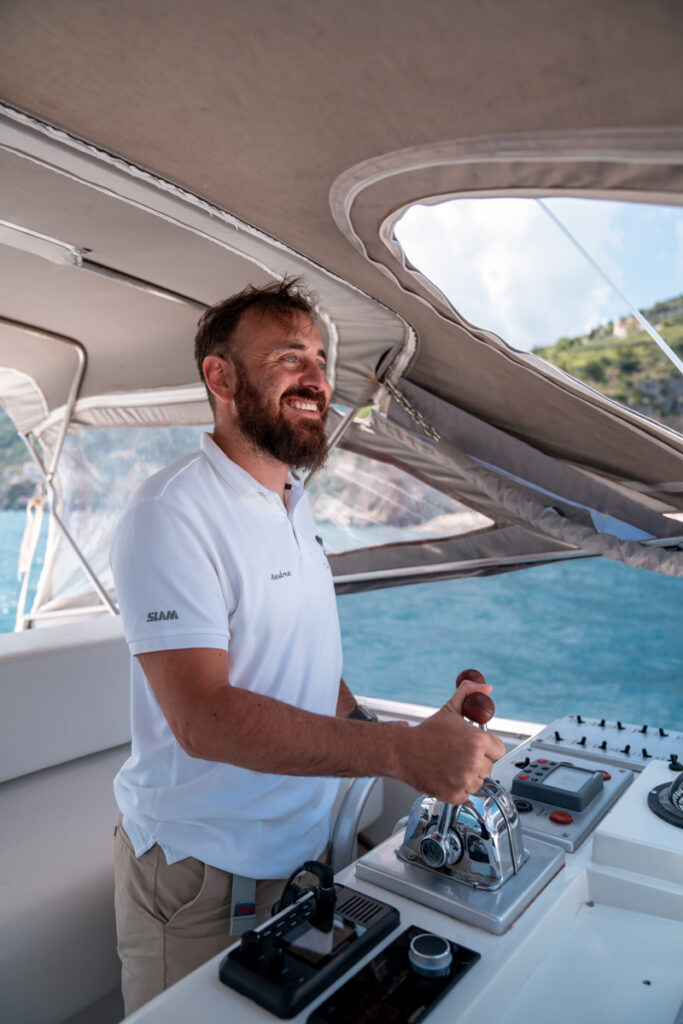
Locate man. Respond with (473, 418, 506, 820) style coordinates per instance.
(111, 279, 504, 1014)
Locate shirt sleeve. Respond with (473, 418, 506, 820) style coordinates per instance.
(111, 496, 233, 655)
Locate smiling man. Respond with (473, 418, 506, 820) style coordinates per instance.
(110, 279, 503, 1014)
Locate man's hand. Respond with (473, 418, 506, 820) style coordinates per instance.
(393, 677, 506, 804)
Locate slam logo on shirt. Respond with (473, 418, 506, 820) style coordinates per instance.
(146, 610, 179, 622)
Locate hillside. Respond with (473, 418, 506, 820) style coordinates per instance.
(533, 294, 683, 429)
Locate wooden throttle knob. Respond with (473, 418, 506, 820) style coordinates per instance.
(456, 668, 486, 687)
(456, 669, 494, 725)
(461, 691, 495, 725)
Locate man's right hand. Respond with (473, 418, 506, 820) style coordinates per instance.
(395, 679, 506, 803)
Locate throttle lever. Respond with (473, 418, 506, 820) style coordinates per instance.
(455, 668, 495, 732)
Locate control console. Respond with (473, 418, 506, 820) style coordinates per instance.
(219, 883, 399, 1018)
(533, 714, 683, 772)
(309, 925, 480, 1024)
(492, 743, 633, 851)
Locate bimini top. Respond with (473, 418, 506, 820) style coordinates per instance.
(0, 0, 682, 622)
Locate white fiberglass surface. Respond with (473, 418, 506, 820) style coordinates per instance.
(395, 197, 683, 433)
(496, 898, 683, 1024)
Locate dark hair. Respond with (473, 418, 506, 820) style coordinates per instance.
(194, 278, 316, 410)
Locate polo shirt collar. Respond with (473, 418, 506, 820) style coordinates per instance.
(200, 432, 303, 502)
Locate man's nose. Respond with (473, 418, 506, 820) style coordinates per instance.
(299, 359, 329, 393)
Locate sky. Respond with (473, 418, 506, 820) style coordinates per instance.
(394, 197, 683, 353)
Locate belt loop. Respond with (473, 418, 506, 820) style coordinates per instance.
(230, 874, 257, 935)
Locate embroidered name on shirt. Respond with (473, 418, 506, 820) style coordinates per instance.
(146, 610, 179, 622)
(270, 570, 292, 580)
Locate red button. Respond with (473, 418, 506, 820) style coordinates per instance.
(537, 759, 548, 764)
(518, 773, 530, 780)
(600, 771, 611, 781)
(549, 810, 573, 825)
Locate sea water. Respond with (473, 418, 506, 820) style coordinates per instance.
(318, 523, 683, 729)
(1, 510, 682, 731)
(339, 556, 683, 732)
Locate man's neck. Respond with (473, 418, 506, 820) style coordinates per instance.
(211, 426, 291, 501)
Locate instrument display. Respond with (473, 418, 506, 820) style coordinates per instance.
(511, 760, 604, 811)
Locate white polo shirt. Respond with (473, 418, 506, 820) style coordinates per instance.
(111, 433, 342, 878)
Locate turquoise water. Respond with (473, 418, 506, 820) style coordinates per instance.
(2, 510, 681, 731)
(0, 510, 46, 632)
(338, 558, 683, 731)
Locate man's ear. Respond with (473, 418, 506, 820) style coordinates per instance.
(203, 354, 237, 405)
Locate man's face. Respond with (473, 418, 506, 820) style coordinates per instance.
(230, 309, 332, 471)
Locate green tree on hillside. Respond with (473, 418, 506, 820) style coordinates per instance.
(533, 294, 683, 429)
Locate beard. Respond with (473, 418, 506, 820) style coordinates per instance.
(233, 362, 329, 472)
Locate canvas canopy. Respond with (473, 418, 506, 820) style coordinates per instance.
(0, 0, 682, 620)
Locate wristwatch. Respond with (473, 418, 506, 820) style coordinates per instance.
(348, 703, 379, 722)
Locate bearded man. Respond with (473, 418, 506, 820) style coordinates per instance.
(110, 279, 503, 1014)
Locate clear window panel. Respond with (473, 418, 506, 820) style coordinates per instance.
(48, 426, 208, 602)
(395, 197, 683, 431)
(306, 447, 492, 553)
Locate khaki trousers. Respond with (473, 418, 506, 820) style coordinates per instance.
(113, 820, 289, 1016)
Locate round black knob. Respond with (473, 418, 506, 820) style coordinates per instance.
(409, 933, 452, 977)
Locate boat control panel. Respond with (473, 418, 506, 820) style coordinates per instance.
(534, 713, 683, 772)
(309, 925, 480, 1024)
(357, 709, 683, 934)
(492, 737, 633, 852)
(216, 710, 683, 1023)
(219, 881, 402, 1018)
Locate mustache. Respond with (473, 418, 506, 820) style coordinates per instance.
(280, 387, 328, 413)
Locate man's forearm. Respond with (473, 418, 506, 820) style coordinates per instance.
(177, 679, 507, 805)
(138, 648, 506, 803)
(179, 682, 401, 779)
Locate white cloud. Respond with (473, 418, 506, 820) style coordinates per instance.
(395, 197, 629, 351)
